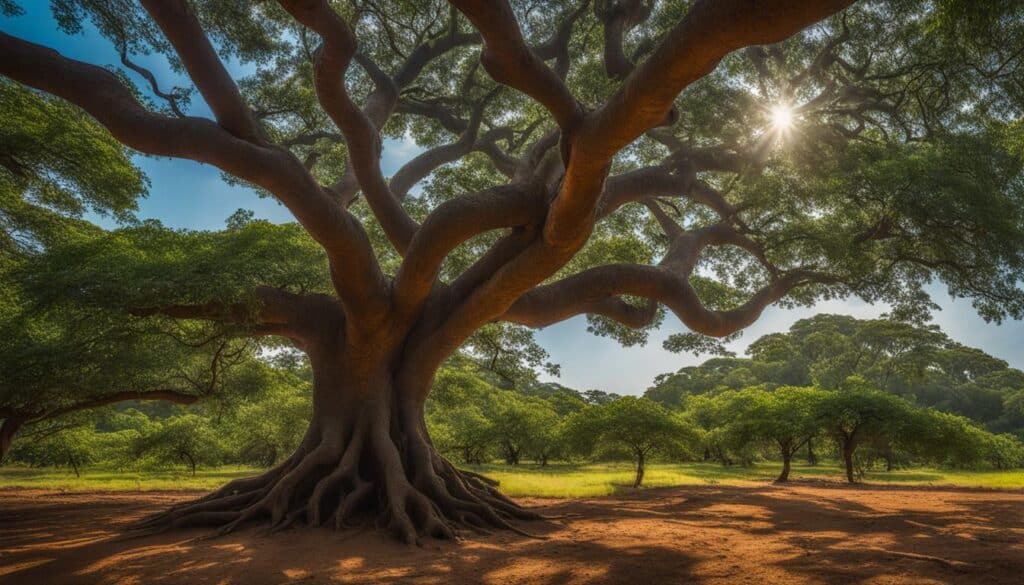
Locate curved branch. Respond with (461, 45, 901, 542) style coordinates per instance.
(0, 31, 386, 314)
(140, 0, 261, 141)
(118, 46, 185, 118)
(280, 0, 419, 254)
(448, 0, 582, 132)
(393, 184, 546, 313)
(503, 264, 803, 337)
(545, 0, 854, 247)
(596, 0, 653, 80)
(39, 390, 201, 422)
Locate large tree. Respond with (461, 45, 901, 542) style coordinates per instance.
(2, 0, 1023, 543)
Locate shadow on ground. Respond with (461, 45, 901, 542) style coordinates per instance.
(0, 482, 1021, 584)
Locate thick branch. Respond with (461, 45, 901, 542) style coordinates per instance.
(40, 390, 201, 422)
(280, 0, 419, 254)
(0, 31, 386, 314)
(140, 0, 262, 141)
(545, 0, 854, 247)
(448, 0, 582, 132)
(503, 264, 802, 337)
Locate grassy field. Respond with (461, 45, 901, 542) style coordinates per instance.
(2, 462, 1022, 496)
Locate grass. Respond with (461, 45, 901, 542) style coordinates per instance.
(473, 462, 1024, 497)
(1, 462, 1022, 496)
(0, 465, 261, 492)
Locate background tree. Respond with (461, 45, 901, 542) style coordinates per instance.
(564, 397, 699, 488)
(2, 0, 1024, 542)
(819, 381, 919, 482)
(131, 413, 224, 476)
(485, 391, 561, 465)
(647, 314, 1024, 438)
(8, 424, 98, 477)
(723, 386, 828, 482)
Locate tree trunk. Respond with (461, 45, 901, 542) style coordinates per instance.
(842, 439, 856, 483)
(539, 454, 548, 467)
(503, 444, 520, 465)
(806, 437, 817, 466)
(137, 340, 540, 544)
(776, 451, 792, 483)
(0, 417, 25, 464)
(633, 450, 645, 488)
(179, 450, 197, 476)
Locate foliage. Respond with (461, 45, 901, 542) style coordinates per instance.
(648, 314, 1024, 439)
(564, 397, 700, 487)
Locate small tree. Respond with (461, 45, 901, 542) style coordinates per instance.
(10, 425, 97, 477)
(131, 414, 223, 475)
(565, 397, 698, 488)
(429, 405, 493, 465)
(485, 392, 560, 465)
(726, 387, 828, 482)
(819, 382, 917, 483)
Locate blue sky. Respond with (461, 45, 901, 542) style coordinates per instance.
(4, 6, 1023, 394)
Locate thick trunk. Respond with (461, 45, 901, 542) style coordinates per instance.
(0, 418, 25, 464)
(776, 451, 791, 483)
(633, 450, 645, 488)
(842, 439, 855, 483)
(138, 342, 540, 543)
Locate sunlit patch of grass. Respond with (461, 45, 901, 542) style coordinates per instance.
(467, 462, 1024, 498)
(0, 465, 262, 491)
(1, 462, 1021, 496)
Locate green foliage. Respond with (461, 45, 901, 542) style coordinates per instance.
(129, 413, 224, 475)
(649, 314, 1024, 438)
(564, 397, 700, 486)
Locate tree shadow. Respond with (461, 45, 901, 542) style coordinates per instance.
(0, 484, 1021, 584)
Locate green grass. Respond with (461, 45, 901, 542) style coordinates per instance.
(470, 462, 1024, 497)
(0, 465, 261, 492)
(1, 462, 1022, 497)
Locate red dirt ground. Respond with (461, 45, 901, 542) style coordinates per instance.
(1, 482, 1022, 584)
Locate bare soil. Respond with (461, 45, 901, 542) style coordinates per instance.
(1, 482, 1022, 584)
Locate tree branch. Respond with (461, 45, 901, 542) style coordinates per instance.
(140, 0, 262, 141)
(279, 0, 419, 254)
(448, 0, 582, 133)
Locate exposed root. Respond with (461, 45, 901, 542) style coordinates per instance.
(132, 425, 546, 544)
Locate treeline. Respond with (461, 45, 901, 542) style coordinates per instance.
(648, 314, 1024, 437)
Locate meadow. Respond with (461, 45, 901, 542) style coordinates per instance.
(3, 462, 1022, 496)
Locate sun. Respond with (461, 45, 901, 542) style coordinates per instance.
(770, 103, 795, 131)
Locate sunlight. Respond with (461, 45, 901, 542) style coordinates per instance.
(770, 103, 795, 131)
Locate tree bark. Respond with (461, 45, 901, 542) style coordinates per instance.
(806, 437, 817, 466)
(633, 450, 645, 488)
(137, 333, 541, 544)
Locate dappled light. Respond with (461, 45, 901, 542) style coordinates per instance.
(1, 485, 1022, 584)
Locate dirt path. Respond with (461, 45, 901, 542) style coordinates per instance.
(1, 482, 1022, 584)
